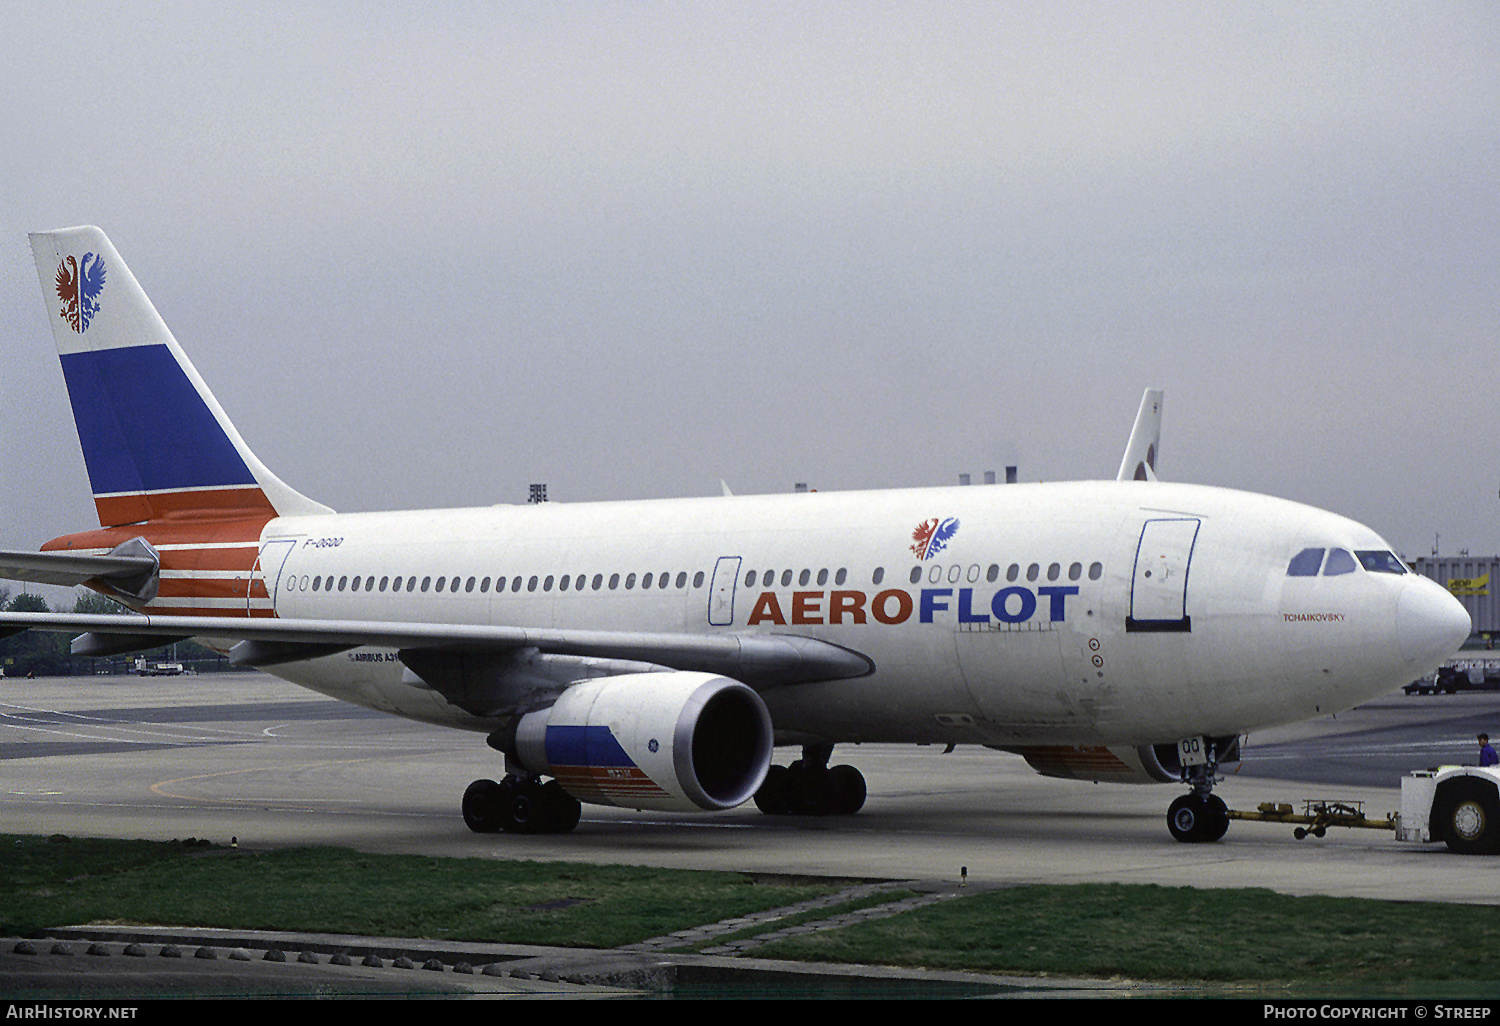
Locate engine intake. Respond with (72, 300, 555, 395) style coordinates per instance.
(514, 671, 773, 812)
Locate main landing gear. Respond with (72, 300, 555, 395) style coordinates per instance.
(1167, 738, 1230, 843)
(463, 774, 581, 834)
(752, 743, 867, 816)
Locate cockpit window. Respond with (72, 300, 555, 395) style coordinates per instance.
(1323, 548, 1357, 576)
(1356, 550, 1408, 574)
(1287, 547, 1325, 577)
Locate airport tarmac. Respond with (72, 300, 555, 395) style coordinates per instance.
(2, 671, 1499, 997)
(4, 671, 1498, 900)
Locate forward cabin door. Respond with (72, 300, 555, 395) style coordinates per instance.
(708, 556, 742, 627)
(1126, 518, 1199, 632)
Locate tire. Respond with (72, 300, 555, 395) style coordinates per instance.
(753, 764, 790, 815)
(1168, 794, 1228, 843)
(1434, 778, 1500, 855)
(828, 764, 867, 815)
(1168, 794, 1205, 842)
(540, 779, 582, 833)
(462, 778, 505, 834)
(1202, 794, 1230, 842)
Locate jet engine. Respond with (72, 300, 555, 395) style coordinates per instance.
(513, 671, 774, 813)
(1008, 737, 1241, 785)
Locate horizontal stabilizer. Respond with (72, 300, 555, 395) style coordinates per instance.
(0, 547, 157, 588)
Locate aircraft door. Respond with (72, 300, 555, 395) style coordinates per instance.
(1127, 518, 1199, 633)
(708, 556, 741, 627)
(249, 539, 298, 615)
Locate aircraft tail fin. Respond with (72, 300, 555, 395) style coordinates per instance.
(1116, 389, 1163, 482)
(28, 227, 332, 527)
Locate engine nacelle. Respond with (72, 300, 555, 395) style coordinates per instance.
(1009, 737, 1241, 785)
(514, 671, 773, 813)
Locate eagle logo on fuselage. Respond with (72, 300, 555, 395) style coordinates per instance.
(910, 517, 960, 560)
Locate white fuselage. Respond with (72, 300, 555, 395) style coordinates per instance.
(220, 480, 1466, 748)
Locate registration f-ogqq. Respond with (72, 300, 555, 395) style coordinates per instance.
(0, 226, 1472, 842)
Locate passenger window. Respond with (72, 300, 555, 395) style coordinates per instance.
(1287, 548, 1325, 577)
(1323, 549, 1357, 576)
(1088, 562, 1103, 580)
(872, 567, 884, 585)
(909, 566, 922, 585)
(693, 571, 704, 588)
(1068, 562, 1082, 581)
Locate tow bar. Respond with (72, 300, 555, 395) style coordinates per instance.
(1228, 799, 1395, 839)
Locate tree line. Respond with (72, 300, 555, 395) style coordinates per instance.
(0, 587, 241, 677)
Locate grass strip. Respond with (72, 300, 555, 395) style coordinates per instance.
(6, 835, 1500, 986)
(752, 881, 1500, 987)
(0, 835, 834, 949)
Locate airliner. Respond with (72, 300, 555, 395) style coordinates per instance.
(0, 226, 1471, 843)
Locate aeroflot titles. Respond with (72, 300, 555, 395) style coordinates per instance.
(745, 585, 1081, 627)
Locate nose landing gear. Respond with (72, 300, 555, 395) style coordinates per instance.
(1166, 737, 1231, 843)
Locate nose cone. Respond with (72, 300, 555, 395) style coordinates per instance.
(1397, 577, 1472, 667)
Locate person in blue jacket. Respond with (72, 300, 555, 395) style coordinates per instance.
(1480, 733, 1498, 767)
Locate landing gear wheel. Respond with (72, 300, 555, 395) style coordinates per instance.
(462, 778, 507, 834)
(500, 777, 582, 834)
(464, 776, 580, 835)
(828, 764, 867, 815)
(753, 762, 867, 815)
(1168, 793, 1228, 843)
(753, 764, 791, 814)
(1435, 779, 1500, 855)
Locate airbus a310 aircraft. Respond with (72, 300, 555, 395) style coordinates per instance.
(0, 226, 1471, 843)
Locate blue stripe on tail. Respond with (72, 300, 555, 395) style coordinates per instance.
(59, 344, 256, 497)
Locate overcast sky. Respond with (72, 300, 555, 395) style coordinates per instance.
(2, 3, 1497, 576)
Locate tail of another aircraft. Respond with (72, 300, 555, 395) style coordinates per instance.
(1116, 389, 1163, 482)
(28, 227, 331, 527)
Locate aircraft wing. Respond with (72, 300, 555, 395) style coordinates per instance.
(1116, 389, 1164, 481)
(0, 548, 158, 589)
(0, 611, 873, 689)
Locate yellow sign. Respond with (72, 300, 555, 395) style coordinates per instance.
(1448, 574, 1489, 596)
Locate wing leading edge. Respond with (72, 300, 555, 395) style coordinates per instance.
(0, 610, 873, 690)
